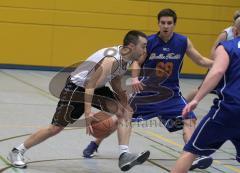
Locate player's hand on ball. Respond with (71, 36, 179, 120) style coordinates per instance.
(85, 112, 99, 136)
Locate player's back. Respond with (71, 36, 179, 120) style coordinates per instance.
(217, 37, 240, 105)
(70, 46, 126, 87)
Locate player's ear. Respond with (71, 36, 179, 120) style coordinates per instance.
(128, 42, 136, 50)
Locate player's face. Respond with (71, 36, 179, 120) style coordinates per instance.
(131, 36, 147, 60)
(158, 16, 175, 38)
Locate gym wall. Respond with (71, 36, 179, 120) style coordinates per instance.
(0, 0, 239, 75)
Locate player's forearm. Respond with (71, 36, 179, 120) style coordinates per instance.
(191, 55, 213, 68)
(194, 70, 223, 102)
(84, 88, 95, 115)
(199, 57, 213, 68)
(131, 61, 141, 78)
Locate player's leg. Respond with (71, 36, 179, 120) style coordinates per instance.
(157, 95, 212, 170)
(82, 86, 132, 155)
(8, 124, 64, 168)
(83, 115, 118, 158)
(181, 106, 213, 170)
(171, 151, 197, 173)
(83, 87, 118, 158)
(97, 98, 150, 171)
(183, 118, 196, 144)
(8, 79, 84, 168)
(95, 88, 150, 171)
(177, 115, 228, 172)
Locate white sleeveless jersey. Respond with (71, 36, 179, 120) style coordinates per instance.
(70, 45, 131, 88)
(224, 26, 234, 41)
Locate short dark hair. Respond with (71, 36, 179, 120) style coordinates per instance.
(123, 30, 147, 46)
(157, 8, 177, 24)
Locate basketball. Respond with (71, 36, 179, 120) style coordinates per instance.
(91, 111, 117, 138)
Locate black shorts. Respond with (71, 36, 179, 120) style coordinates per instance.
(51, 79, 116, 127)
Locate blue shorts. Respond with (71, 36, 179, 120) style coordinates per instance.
(130, 94, 196, 132)
(184, 108, 240, 162)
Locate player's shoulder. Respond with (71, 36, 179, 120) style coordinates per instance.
(94, 45, 120, 58)
(224, 26, 232, 33)
(147, 33, 158, 42)
(173, 32, 187, 40)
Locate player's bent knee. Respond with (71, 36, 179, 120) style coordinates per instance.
(48, 125, 64, 136)
(183, 119, 196, 128)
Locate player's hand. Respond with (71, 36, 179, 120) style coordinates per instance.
(132, 77, 144, 93)
(182, 100, 198, 117)
(85, 112, 99, 136)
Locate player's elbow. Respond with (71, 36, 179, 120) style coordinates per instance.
(199, 58, 212, 68)
(213, 70, 225, 78)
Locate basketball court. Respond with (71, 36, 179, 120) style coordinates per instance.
(0, 69, 240, 173)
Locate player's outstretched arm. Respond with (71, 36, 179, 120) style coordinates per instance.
(84, 57, 116, 135)
(186, 38, 213, 68)
(110, 75, 128, 107)
(182, 45, 229, 117)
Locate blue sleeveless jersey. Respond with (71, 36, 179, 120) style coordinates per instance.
(211, 37, 240, 125)
(142, 32, 187, 95)
(130, 32, 196, 122)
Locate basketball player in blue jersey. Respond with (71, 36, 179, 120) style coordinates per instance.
(186, 9, 240, 102)
(83, 8, 213, 170)
(171, 17, 240, 173)
(8, 30, 150, 172)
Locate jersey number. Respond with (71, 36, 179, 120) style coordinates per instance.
(156, 62, 173, 77)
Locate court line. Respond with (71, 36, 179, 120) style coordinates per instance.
(0, 70, 58, 102)
(0, 157, 166, 172)
(151, 145, 178, 159)
(2, 70, 238, 172)
(0, 155, 23, 173)
(0, 128, 81, 143)
(147, 159, 170, 172)
(138, 129, 240, 173)
(134, 131, 210, 173)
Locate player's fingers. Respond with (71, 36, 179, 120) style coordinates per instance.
(138, 83, 144, 90)
(182, 105, 189, 117)
(132, 84, 139, 93)
(88, 125, 94, 135)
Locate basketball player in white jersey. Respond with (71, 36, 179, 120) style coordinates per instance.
(186, 10, 240, 102)
(8, 30, 150, 172)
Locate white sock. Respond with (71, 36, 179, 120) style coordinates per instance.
(119, 145, 129, 155)
(16, 144, 27, 154)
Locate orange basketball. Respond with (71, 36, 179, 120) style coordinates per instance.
(91, 111, 117, 138)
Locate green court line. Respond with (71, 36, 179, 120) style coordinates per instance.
(0, 128, 81, 143)
(150, 145, 178, 159)
(0, 134, 31, 143)
(150, 145, 211, 173)
(137, 129, 240, 173)
(0, 155, 22, 173)
(147, 159, 170, 172)
(135, 131, 227, 173)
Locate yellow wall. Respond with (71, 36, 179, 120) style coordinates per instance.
(0, 0, 239, 74)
